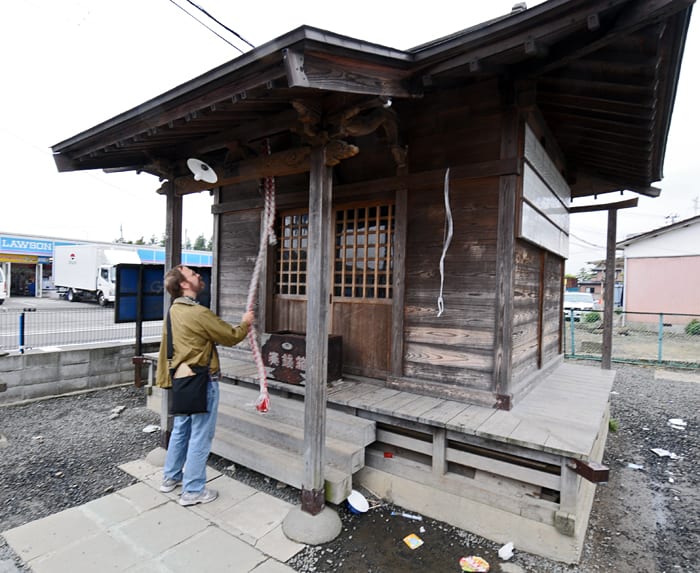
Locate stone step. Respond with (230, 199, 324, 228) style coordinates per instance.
(216, 402, 364, 473)
(218, 381, 376, 447)
(212, 425, 352, 504)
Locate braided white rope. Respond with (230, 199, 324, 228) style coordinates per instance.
(437, 168, 452, 318)
(247, 141, 277, 412)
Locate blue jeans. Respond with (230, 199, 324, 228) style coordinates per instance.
(163, 377, 219, 493)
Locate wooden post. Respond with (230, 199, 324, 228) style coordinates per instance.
(302, 145, 333, 515)
(494, 108, 519, 409)
(161, 180, 183, 449)
(570, 198, 637, 370)
(211, 188, 220, 311)
(391, 188, 407, 377)
(601, 208, 617, 369)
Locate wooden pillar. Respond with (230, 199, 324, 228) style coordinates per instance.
(210, 188, 221, 312)
(165, 181, 183, 284)
(601, 208, 617, 369)
(554, 459, 578, 536)
(161, 180, 183, 449)
(391, 188, 407, 377)
(301, 145, 333, 515)
(432, 428, 447, 475)
(493, 108, 519, 409)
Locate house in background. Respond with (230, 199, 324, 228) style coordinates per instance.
(617, 215, 700, 324)
(575, 258, 624, 307)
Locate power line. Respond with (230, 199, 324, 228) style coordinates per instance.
(569, 232, 606, 249)
(181, 0, 255, 49)
(165, 0, 246, 54)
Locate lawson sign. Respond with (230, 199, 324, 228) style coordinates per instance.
(0, 235, 74, 256)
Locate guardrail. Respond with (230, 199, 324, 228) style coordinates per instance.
(0, 307, 162, 353)
(564, 310, 700, 368)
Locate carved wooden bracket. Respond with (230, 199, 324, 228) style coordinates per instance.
(158, 141, 358, 195)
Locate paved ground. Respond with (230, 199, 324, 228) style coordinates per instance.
(2, 459, 304, 573)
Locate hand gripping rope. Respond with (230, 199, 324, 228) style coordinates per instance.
(437, 167, 453, 317)
(247, 140, 277, 412)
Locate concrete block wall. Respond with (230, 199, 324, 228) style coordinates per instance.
(0, 342, 159, 405)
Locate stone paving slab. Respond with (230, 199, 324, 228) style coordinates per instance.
(2, 458, 305, 572)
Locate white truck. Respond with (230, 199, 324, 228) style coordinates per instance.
(53, 245, 141, 305)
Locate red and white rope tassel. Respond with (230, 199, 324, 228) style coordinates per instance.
(248, 140, 277, 412)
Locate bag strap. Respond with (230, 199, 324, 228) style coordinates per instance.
(166, 307, 174, 360)
(166, 304, 214, 368)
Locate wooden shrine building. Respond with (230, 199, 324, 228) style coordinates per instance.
(52, 0, 694, 562)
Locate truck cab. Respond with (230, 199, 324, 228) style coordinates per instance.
(97, 265, 113, 306)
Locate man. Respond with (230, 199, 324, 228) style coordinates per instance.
(156, 265, 254, 506)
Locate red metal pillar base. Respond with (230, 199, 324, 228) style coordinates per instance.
(301, 487, 325, 516)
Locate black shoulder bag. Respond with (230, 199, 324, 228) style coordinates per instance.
(167, 308, 212, 415)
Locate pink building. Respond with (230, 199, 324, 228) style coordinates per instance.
(618, 215, 700, 323)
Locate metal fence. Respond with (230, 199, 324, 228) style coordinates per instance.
(3, 305, 699, 368)
(0, 307, 162, 353)
(564, 310, 700, 369)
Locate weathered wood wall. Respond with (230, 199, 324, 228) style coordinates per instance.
(512, 239, 542, 383)
(213, 80, 568, 406)
(402, 176, 499, 392)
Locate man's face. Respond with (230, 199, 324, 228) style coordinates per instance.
(179, 266, 205, 295)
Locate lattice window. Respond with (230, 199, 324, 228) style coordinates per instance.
(334, 203, 394, 300)
(275, 202, 394, 299)
(276, 210, 308, 295)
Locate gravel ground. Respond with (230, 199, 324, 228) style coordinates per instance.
(1, 363, 698, 572)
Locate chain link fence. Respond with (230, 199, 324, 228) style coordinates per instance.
(0, 307, 162, 353)
(564, 310, 700, 368)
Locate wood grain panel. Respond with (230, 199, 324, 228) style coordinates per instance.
(401, 175, 500, 387)
(271, 297, 307, 332)
(331, 301, 391, 378)
(511, 241, 541, 378)
(218, 210, 261, 321)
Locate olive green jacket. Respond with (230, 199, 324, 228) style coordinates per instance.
(156, 297, 249, 388)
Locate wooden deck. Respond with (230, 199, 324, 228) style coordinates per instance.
(218, 353, 614, 461)
(146, 351, 614, 562)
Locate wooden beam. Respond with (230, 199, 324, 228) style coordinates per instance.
(301, 49, 418, 98)
(570, 172, 660, 199)
(569, 198, 639, 213)
(567, 458, 610, 483)
(164, 142, 358, 195)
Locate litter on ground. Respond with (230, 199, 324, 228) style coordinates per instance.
(498, 541, 515, 560)
(402, 533, 424, 550)
(651, 448, 679, 459)
(460, 555, 490, 572)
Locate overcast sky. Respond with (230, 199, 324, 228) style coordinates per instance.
(1, 0, 698, 273)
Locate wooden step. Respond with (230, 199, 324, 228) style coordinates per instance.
(216, 402, 364, 473)
(218, 381, 376, 446)
(212, 426, 352, 504)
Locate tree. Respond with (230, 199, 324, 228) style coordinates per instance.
(577, 265, 595, 281)
(193, 233, 208, 251)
